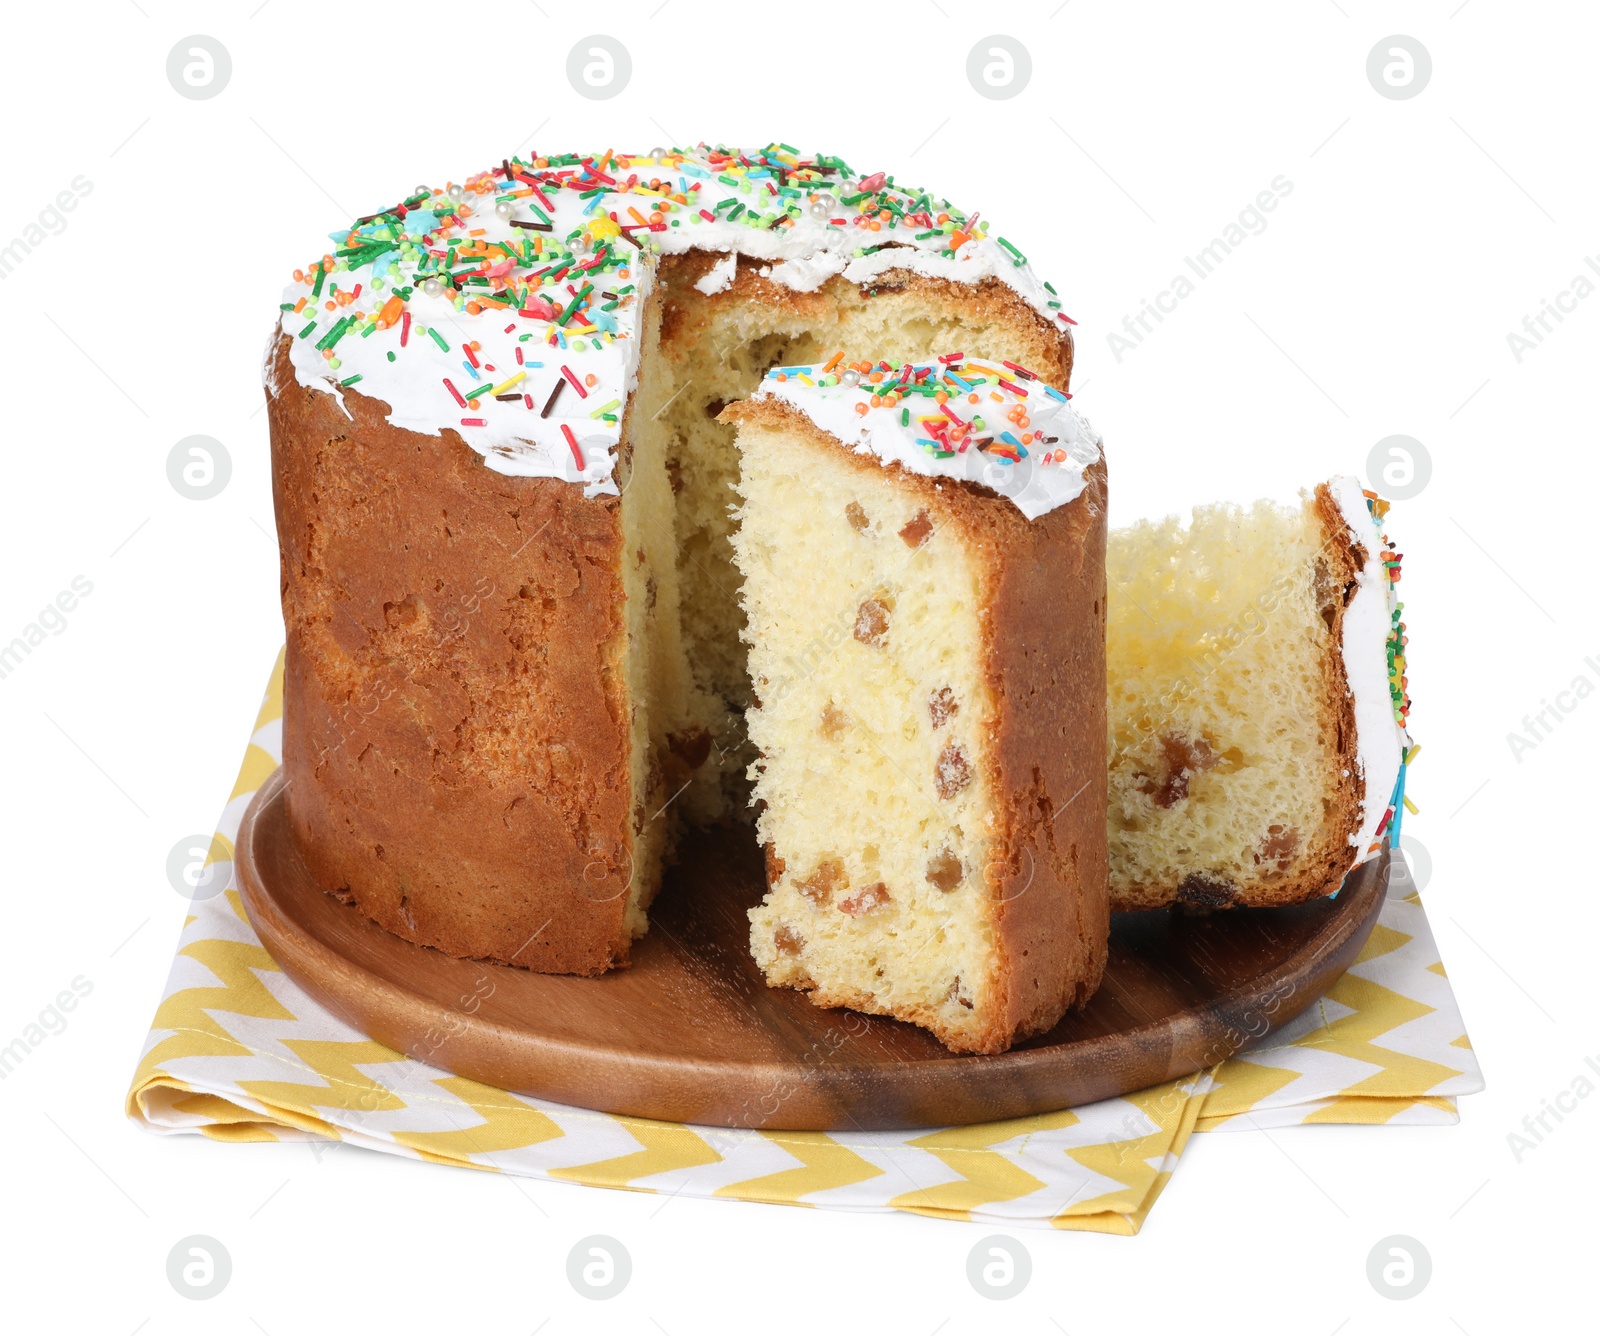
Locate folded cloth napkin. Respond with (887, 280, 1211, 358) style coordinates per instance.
(127, 655, 1483, 1234)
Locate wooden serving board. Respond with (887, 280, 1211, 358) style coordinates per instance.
(237, 768, 1388, 1131)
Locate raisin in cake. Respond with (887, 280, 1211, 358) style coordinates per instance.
(266, 145, 1097, 1026)
(1105, 477, 1411, 911)
(727, 359, 1108, 1054)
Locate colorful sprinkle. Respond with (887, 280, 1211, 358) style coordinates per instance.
(275, 146, 1076, 495)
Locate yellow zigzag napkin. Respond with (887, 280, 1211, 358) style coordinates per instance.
(126, 655, 1483, 1234)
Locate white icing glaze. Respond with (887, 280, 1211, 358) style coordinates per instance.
(693, 252, 737, 295)
(1326, 474, 1409, 868)
(749, 357, 1099, 520)
(267, 147, 1076, 501)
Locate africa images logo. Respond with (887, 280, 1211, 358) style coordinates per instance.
(0, 178, 93, 281)
(0, 577, 94, 682)
(1106, 177, 1294, 363)
(0, 976, 93, 1080)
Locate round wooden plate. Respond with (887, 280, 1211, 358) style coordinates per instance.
(237, 768, 1389, 1131)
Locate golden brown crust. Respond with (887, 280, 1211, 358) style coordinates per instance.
(721, 397, 1109, 1052)
(974, 456, 1109, 1039)
(267, 334, 637, 975)
(1290, 484, 1367, 899)
(1108, 483, 1366, 913)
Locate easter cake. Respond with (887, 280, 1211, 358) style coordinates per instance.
(1105, 478, 1412, 911)
(726, 367, 1108, 1053)
(265, 144, 1108, 1049)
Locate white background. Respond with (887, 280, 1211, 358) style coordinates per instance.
(1, 1, 1594, 1331)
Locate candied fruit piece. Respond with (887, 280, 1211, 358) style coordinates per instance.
(1176, 872, 1236, 909)
(774, 925, 804, 956)
(667, 725, 712, 770)
(928, 686, 958, 728)
(934, 742, 971, 799)
(764, 843, 786, 888)
(925, 849, 963, 891)
(819, 701, 847, 740)
(854, 598, 890, 648)
(1254, 824, 1300, 870)
(795, 856, 848, 905)
(1162, 731, 1218, 776)
(1135, 732, 1222, 809)
(839, 882, 890, 916)
(845, 500, 870, 533)
(898, 509, 934, 548)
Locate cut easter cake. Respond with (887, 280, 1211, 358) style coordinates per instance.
(1105, 478, 1412, 911)
(728, 357, 1108, 1054)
